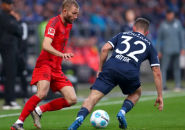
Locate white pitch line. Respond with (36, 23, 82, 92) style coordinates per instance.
(0, 93, 184, 118)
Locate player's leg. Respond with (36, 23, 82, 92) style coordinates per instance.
(68, 89, 105, 130)
(34, 71, 76, 112)
(161, 53, 171, 90)
(81, 89, 105, 112)
(68, 70, 116, 130)
(35, 86, 77, 115)
(32, 73, 76, 129)
(11, 80, 50, 130)
(31, 86, 76, 129)
(117, 87, 141, 129)
(172, 54, 181, 91)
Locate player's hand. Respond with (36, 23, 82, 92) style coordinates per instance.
(158, 52, 162, 59)
(60, 53, 74, 60)
(181, 49, 185, 55)
(154, 96, 163, 111)
(97, 70, 102, 78)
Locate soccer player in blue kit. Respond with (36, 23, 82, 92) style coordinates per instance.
(68, 18, 164, 130)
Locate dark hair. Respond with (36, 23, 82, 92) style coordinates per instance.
(2, 0, 13, 4)
(62, 0, 79, 10)
(166, 8, 174, 14)
(134, 18, 149, 32)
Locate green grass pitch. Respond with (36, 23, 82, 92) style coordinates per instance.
(0, 92, 185, 130)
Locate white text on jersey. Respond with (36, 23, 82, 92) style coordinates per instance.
(122, 32, 151, 45)
(115, 54, 131, 63)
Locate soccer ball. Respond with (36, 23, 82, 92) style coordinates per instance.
(90, 110, 110, 129)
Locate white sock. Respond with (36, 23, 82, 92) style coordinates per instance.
(120, 110, 126, 116)
(15, 119, 23, 124)
(35, 106, 42, 115)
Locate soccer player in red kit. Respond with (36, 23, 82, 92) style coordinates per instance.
(10, 0, 79, 130)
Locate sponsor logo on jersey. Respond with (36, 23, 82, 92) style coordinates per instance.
(48, 27, 55, 36)
(123, 32, 151, 45)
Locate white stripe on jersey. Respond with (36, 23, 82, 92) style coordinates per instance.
(108, 41, 114, 48)
(151, 64, 160, 67)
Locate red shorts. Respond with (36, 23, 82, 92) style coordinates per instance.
(30, 65, 73, 93)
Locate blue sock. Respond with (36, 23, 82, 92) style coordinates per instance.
(121, 99, 134, 113)
(77, 107, 89, 119)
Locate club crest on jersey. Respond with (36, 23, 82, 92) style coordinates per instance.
(48, 27, 55, 36)
(43, 72, 50, 78)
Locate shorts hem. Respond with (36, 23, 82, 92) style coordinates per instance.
(30, 78, 51, 86)
(90, 84, 109, 95)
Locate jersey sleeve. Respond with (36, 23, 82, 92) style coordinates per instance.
(107, 33, 120, 49)
(148, 44, 160, 67)
(44, 19, 58, 39)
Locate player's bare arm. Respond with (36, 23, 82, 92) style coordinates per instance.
(97, 43, 113, 77)
(42, 37, 74, 60)
(152, 66, 163, 111)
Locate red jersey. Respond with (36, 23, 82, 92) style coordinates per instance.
(35, 15, 73, 70)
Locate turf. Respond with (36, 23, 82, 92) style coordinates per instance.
(0, 92, 185, 130)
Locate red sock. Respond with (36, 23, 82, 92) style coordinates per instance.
(19, 95, 41, 122)
(40, 98, 70, 113)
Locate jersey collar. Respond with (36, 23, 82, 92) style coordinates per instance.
(135, 31, 145, 36)
(58, 15, 68, 27)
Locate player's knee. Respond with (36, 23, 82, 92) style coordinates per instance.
(135, 87, 142, 97)
(36, 92, 47, 100)
(67, 96, 77, 106)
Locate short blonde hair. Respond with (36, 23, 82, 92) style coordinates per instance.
(62, 0, 79, 10)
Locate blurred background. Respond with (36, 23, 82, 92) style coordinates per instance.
(0, 0, 185, 109)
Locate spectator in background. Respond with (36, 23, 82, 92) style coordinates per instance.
(37, 10, 55, 51)
(33, 3, 44, 22)
(22, 5, 35, 22)
(84, 36, 99, 83)
(0, 0, 22, 109)
(121, 9, 135, 32)
(11, 9, 29, 103)
(168, 0, 180, 15)
(90, 2, 106, 33)
(156, 9, 185, 91)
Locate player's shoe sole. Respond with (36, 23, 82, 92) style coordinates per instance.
(10, 123, 25, 130)
(117, 111, 127, 129)
(31, 110, 42, 129)
(68, 116, 84, 130)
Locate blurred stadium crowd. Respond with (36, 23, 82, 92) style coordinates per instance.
(13, 0, 185, 41)
(14, 0, 185, 25)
